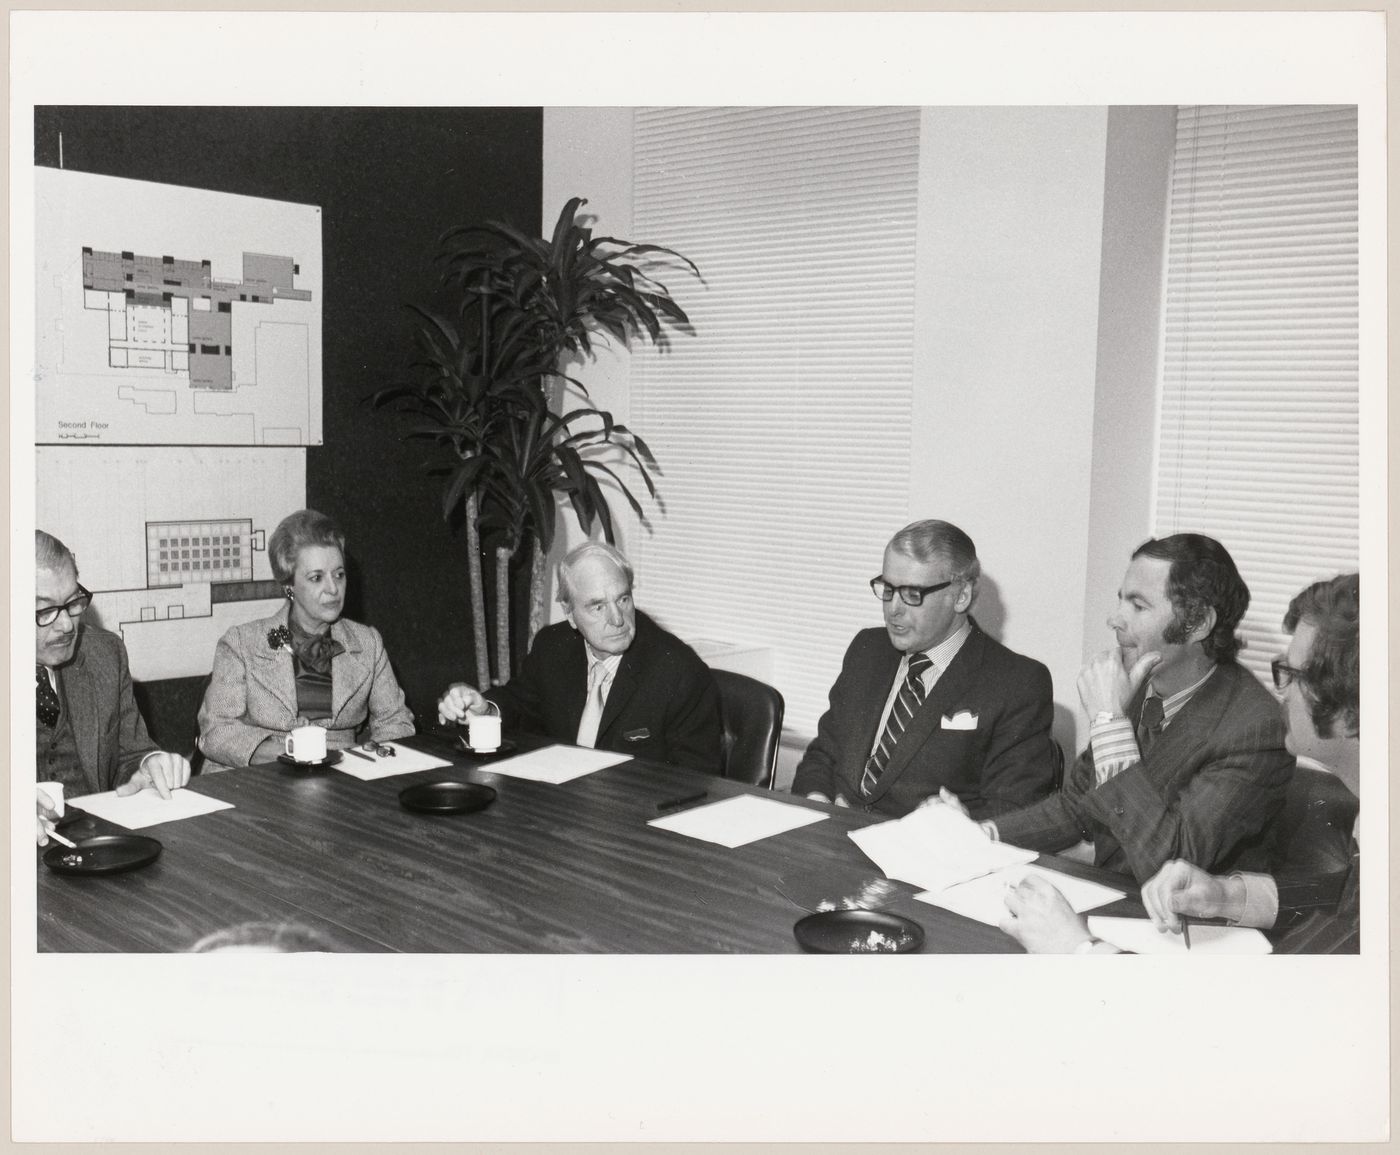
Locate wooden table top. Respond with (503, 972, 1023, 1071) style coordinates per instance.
(37, 734, 1144, 954)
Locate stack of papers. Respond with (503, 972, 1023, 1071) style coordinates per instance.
(848, 803, 1037, 893)
(648, 794, 827, 848)
(481, 744, 631, 785)
(1088, 916, 1273, 955)
(68, 787, 234, 830)
(915, 864, 1125, 926)
(334, 742, 452, 781)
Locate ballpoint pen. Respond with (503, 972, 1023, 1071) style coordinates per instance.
(344, 747, 376, 762)
(1181, 915, 1192, 951)
(656, 791, 707, 813)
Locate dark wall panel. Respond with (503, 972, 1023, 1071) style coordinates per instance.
(35, 106, 543, 724)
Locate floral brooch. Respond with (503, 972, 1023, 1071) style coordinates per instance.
(267, 625, 293, 652)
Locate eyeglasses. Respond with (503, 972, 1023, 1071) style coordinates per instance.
(361, 741, 396, 758)
(1271, 657, 1306, 691)
(870, 576, 954, 607)
(36, 584, 92, 627)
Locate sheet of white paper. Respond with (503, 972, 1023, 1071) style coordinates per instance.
(648, 794, 827, 848)
(1087, 916, 1273, 956)
(480, 744, 631, 785)
(915, 864, 1126, 926)
(67, 787, 234, 830)
(847, 803, 1037, 892)
(333, 742, 453, 781)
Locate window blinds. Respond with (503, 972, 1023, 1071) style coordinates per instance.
(630, 107, 921, 735)
(1155, 105, 1359, 684)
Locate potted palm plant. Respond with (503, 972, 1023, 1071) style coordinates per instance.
(372, 198, 699, 686)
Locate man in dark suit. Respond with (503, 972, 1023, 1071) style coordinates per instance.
(437, 542, 721, 773)
(790, 520, 1056, 819)
(983, 534, 1294, 890)
(35, 530, 191, 845)
(1002, 572, 1356, 955)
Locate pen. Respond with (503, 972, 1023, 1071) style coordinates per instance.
(344, 747, 376, 763)
(656, 791, 707, 813)
(1181, 915, 1192, 951)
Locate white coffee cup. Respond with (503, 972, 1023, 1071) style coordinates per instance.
(285, 725, 327, 763)
(37, 781, 65, 818)
(468, 706, 502, 753)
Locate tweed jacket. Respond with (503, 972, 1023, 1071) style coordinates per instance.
(485, 611, 722, 774)
(790, 619, 1057, 820)
(48, 625, 156, 793)
(992, 661, 1295, 885)
(198, 605, 414, 770)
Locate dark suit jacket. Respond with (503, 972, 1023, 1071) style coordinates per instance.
(1272, 847, 1360, 954)
(54, 625, 156, 793)
(486, 611, 722, 774)
(789, 620, 1056, 819)
(993, 661, 1295, 884)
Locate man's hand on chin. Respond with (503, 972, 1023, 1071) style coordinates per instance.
(1077, 648, 1162, 717)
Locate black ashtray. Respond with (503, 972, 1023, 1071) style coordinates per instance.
(793, 909, 925, 954)
(399, 781, 497, 815)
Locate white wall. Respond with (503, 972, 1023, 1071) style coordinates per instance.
(540, 107, 637, 622)
(1082, 107, 1176, 663)
(911, 107, 1108, 753)
(543, 105, 1167, 760)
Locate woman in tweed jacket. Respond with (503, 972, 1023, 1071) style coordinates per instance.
(197, 510, 414, 770)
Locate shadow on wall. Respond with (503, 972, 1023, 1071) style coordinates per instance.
(970, 575, 1006, 640)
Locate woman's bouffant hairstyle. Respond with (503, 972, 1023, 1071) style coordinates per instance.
(268, 510, 346, 585)
(1285, 573, 1360, 739)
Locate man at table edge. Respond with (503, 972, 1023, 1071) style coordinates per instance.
(35, 530, 191, 845)
(791, 518, 1057, 819)
(943, 533, 1294, 887)
(436, 541, 722, 774)
(1003, 572, 1359, 955)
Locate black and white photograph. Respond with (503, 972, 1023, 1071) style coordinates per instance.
(10, 9, 1388, 1145)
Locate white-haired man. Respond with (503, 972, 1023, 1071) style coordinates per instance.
(438, 542, 722, 773)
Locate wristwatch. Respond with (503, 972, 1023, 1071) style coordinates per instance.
(1092, 711, 1123, 726)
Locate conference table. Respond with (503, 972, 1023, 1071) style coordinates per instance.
(36, 733, 1145, 953)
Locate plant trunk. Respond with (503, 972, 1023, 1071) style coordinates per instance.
(494, 545, 512, 685)
(526, 370, 565, 647)
(527, 540, 549, 649)
(464, 492, 490, 689)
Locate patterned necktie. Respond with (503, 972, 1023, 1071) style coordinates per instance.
(861, 653, 934, 796)
(575, 661, 610, 748)
(37, 665, 60, 728)
(1136, 694, 1165, 755)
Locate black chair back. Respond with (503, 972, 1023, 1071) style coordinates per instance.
(712, 669, 784, 789)
(132, 673, 212, 773)
(1268, 764, 1358, 877)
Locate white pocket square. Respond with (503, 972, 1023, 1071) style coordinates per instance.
(941, 711, 979, 730)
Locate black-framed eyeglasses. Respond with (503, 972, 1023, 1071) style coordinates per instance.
(870, 576, 954, 607)
(1271, 656, 1306, 691)
(35, 584, 92, 627)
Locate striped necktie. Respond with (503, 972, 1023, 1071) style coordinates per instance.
(861, 653, 933, 796)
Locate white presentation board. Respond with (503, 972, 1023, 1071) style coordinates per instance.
(34, 167, 323, 446)
(35, 445, 307, 680)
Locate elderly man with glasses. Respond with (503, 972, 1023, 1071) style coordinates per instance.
(791, 519, 1057, 819)
(34, 530, 190, 845)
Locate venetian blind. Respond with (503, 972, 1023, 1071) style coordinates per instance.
(630, 107, 921, 735)
(1155, 105, 1359, 683)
